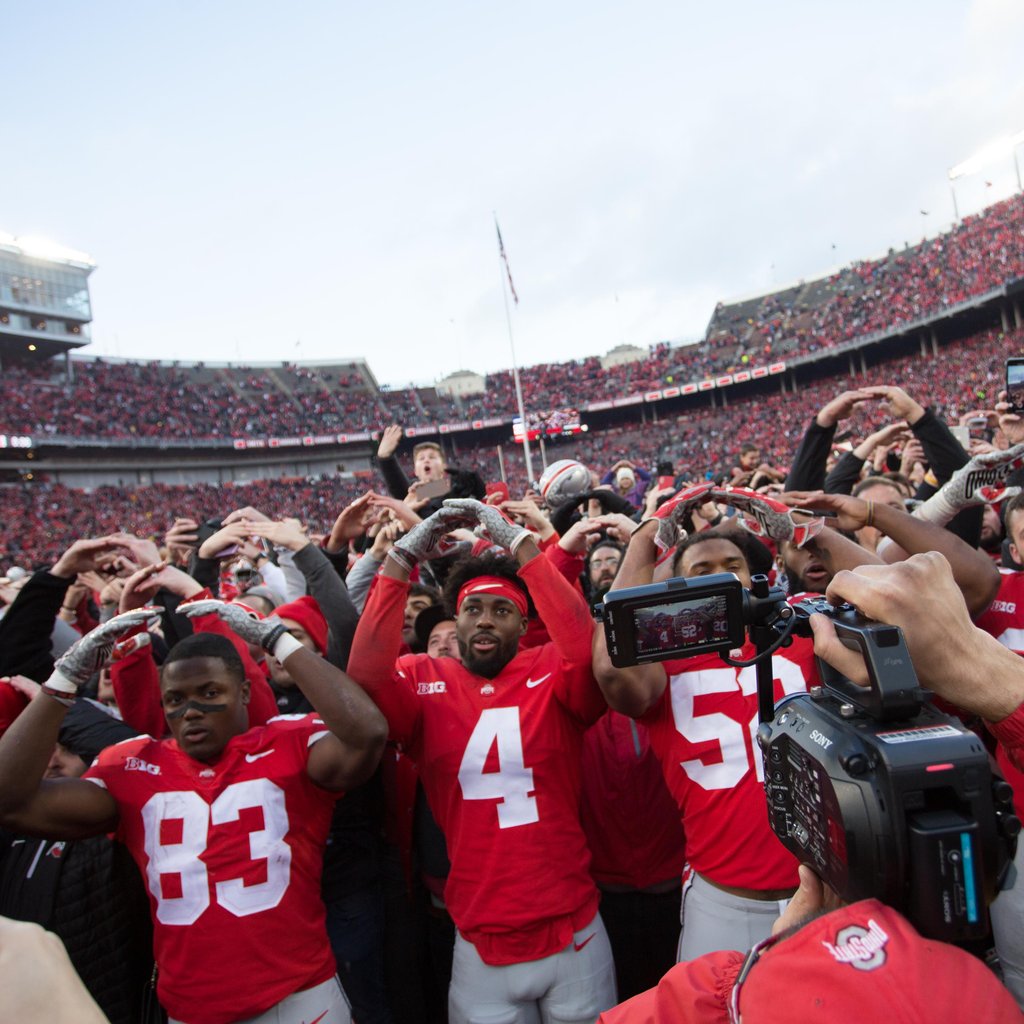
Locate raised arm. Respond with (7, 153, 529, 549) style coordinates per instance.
(178, 601, 388, 792)
(248, 519, 361, 669)
(0, 611, 155, 838)
(787, 490, 998, 614)
(590, 519, 668, 718)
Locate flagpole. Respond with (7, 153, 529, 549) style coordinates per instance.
(494, 216, 534, 484)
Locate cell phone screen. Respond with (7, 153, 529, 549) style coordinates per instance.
(417, 479, 451, 500)
(1007, 358, 1024, 413)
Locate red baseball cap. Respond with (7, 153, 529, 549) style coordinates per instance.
(732, 899, 1021, 1022)
(600, 899, 1022, 1024)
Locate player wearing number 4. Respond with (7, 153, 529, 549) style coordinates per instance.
(348, 498, 617, 1024)
(0, 604, 388, 1024)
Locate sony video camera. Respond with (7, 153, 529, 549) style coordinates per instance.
(599, 573, 1019, 943)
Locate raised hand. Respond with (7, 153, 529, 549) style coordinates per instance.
(377, 424, 403, 460)
(48, 608, 161, 699)
(443, 498, 532, 554)
(389, 504, 480, 571)
(179, 598, 287, 652)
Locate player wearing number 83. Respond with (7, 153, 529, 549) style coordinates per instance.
(348, 499, 617, 1024)
(0, 610, 388, 1024)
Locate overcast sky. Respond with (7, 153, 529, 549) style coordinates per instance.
(5, 1, 1024, 388)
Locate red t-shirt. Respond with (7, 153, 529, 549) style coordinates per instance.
(976, 569, 1024, 654)
(641, 638, 818, 891)
(84, 714, 340, 1024)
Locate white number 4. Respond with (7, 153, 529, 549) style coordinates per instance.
(458, 707, 539, 829)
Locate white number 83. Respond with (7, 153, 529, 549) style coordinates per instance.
(141, 778, 291, 924)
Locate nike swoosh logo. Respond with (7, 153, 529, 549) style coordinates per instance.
(245, 749, 275, 762)
(526, 673, 551, 688)
(469, 582, 505, 590)
(574, 933, 596, 952)
(304, 1011, 329, 1024)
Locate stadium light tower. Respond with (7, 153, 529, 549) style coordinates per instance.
(948, 130, 1024, 220)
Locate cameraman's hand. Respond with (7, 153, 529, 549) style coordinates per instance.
(771, 865, 843, 936)
(810, 553, 1024, 721)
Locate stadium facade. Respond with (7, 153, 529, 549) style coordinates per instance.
(0, 234, 94, 362)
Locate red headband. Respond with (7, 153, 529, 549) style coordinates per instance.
(457, 576, 529, 618)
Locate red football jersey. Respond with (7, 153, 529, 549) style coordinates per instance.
(383, 644, 605, 965)
(977, 570, 1024, 817)
(348, 553, 605, 965)
(84, 714, 340, 1024)
(976, 569, 1024, 655)
(580, 711, 686, 889)
(642, 638, 818, 891)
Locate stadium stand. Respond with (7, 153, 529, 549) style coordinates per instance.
(0, 193, 1020, 566)
(0, 322, 1012, 567)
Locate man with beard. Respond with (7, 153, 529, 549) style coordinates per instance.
(347, 499, 617, 1024)
(586, 540, 624, 604)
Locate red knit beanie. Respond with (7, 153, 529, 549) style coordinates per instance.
(275, 596, 328, 655)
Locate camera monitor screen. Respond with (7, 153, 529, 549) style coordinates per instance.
(633, 593, 732, 657)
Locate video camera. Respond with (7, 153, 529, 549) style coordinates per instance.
(599, 573, 1020, 943)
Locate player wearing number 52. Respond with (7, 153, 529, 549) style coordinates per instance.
(0, 608, 388, 1024)
(592, 526, 822, 962)
(348, 499, 618, 1024)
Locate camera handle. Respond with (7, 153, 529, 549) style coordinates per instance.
(726, 575, 928, 724)
(813, 613, 926, 721)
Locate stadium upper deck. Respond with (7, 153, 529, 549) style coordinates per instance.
(0, 194, 1021, 447)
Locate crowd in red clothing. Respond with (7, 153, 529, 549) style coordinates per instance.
(1, 197, 1020, 445)
(706, 194, 1024, 370)
(0, 323, 1013, 569)
(0, 360, 384, 441)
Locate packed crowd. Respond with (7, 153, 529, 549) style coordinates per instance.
(2, 196, 1022, 446)
(0, 325, 1012, 570)
(0, 360, 385, 440)
(2, 344, 1024, 1024)
(706, 193, 1024, 368)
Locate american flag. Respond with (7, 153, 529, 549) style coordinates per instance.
(495, 218, 519, 305)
